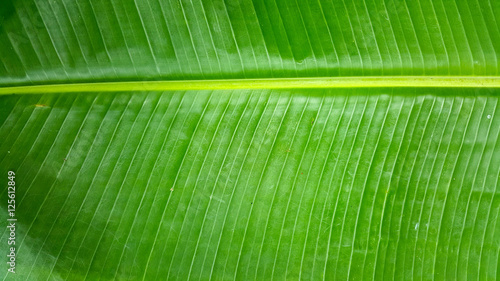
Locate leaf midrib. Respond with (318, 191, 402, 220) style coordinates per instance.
(1, 76, 499, 95)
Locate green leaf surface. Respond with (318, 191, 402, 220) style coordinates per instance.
(0, 0, 499, 280)
(1, 0, 500, 85)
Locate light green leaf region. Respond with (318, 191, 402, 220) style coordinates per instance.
(0, 0, 499, 280)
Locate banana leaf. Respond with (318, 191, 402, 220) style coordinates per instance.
(0, 0, 499, 280)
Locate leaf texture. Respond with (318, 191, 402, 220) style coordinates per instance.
(1, 88, 500, 280)
(0, 0, 500, 85)
(1, 0, 500, 280)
